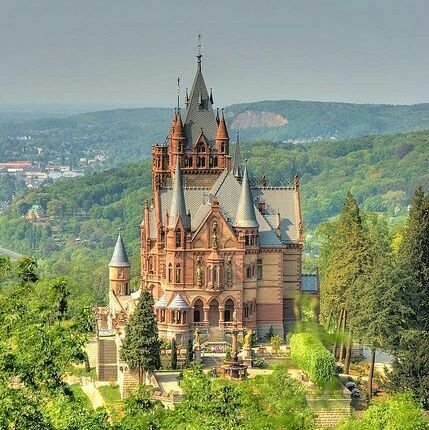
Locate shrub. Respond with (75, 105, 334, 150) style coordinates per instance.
(270, 335, 282, 355)
(290, 332, 336, 386)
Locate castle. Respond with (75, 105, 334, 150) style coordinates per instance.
(96, 48, 316, 389)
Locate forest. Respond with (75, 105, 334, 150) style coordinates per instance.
(1, 100, 429, 169)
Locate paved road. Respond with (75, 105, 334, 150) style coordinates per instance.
(0, 246, 22, 260)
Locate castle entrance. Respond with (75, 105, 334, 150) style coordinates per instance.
(208, 299, 219, 327)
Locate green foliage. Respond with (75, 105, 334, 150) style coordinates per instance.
(290, 332, 336, 386)
(338, 393, 429, 430)
(270, 335, 282, 355)
(0, 260, 110, 429)
(120, 289, 161, 382)
(319, 192, 368, 324)
(385, 188, 429, 407)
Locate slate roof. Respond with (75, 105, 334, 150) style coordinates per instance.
(109, 233, 130, 267)
(168, 163, 190, 229)
(183, 60, 217, 147)
(234, 165, 259, 228)
(168, 294, 190, 310)
(301, 274, 319, 292)
(149, 169, 299, 246)
(154, 293, 169, 308)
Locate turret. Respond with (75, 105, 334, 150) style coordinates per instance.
(109, 233, 131, 296)
(168, 163, 190, 232)
(235, 164, 259, 247)
(215, 109, 229, 155)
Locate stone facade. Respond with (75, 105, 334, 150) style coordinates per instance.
(140, 52, 304, 344)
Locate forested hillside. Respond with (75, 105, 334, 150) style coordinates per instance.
(1, 129, 427, 261)
(1, 101, 429, 168)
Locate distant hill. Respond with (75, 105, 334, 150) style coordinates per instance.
(226, 100, 429, 141)
(1, 130, 427, 262)
(1, 100, 429, 168)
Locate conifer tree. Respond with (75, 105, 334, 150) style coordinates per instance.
(387, 187, 429, 407)
(120, 289, 161, 384)
(320, 192, 369, 368)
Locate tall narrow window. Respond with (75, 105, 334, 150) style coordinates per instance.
(257, 259, 263, 280)
(168, 264, 172, 283)
(176, 230, 182, 247)
(175, 264, 181, 283)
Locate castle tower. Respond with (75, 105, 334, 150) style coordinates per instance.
(109, 233, 131, 296)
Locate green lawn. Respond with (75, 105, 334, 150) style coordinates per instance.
(69, 384, 92, 410)
(98, 384, 124, 421)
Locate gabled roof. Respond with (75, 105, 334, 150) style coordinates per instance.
(109, 233, 130, 267)
(168, 163, 190, 230)
(234, 165, 259, 228)
(183, 57, 217, 146)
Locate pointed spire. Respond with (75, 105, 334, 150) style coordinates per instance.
(172, 110, 185, 140)
(216, 109, 229, 140)
(232, 130, 243, 180)
(185, 88, 189, 107)
(216, 108, 220, 124)
(235, 164, 258, 228)
(197, 33, 202, 70)
(109, 232, 130, 267)
(169, 163, 190, 230)
(209, 88, 214, 105)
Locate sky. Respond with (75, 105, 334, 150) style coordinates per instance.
(0, 0, 428, 108)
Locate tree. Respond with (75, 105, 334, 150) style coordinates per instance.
(185, 338, 193, 367)
(352, 214, 394, 397)
(120, 289, 161, 383)
(384, 188, 429, 407)
(319, 192, 369, 371)
(338, 393, 429, 430)
(16, 256, 39, 284)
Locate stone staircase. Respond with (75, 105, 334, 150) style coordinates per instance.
(97, 337, 117, 381)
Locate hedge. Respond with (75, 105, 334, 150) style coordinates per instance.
(290, 332, 336, 386)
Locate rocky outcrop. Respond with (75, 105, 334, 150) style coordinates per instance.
(230, 111, 287, 129)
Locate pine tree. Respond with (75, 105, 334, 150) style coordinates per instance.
(320, 192, 369, 369)
(120, 289, 161, 383)
(387, 187, 429, 407)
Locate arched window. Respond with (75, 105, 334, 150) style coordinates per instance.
(196, 142, 205, 153)
(175, 264, 181, 283)
(207, 266, 212, 285)
(221, 143, 225, 153)
(224, 299, 234, 322)
(246, 266, 252, 279)
(168, 264, 172, 282)
(194, 299, 203, 323)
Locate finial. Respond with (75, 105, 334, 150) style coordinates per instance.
(209, 88, 214, 104)
(216, 107, 220, 124)
(177, 76, 180, 111)
(185, 88, 189, 107)
(221, 107, 225, 118)
(197, 33, 202, 69)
